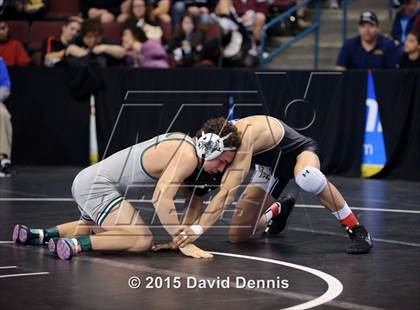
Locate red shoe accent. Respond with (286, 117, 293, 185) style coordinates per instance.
(340, 213, 359, 229)
(271, 202, 280, 218)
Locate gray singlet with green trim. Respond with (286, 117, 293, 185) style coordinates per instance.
(71, 133, 195, 225)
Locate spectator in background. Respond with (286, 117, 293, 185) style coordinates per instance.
(413, 6, 420, 32)
(66, 18, 126, 67)
(136, 37, 169, 68)
(168, 15, 218, 67)
(391, 0, 420, 50)
(393, 0, 402, 8)
(81, 0, 122, 23)
(216, 0, 268, 42)
(270, 1, 311, 28)
(399, 31, 420, 68)
(121, 0, 164, 41)
(122, 22, 147, 67)
(41, 16, 82, 67)
(172, 0, 216, 29)
(336, 11, 398, 70)
(0, 19, 29, 66)
(118, 0, 171, 24)
(0, 57, 12, 177)
(169, 14, 203, 66)
(121, 21, 168, 68)
(295, 0, 311, 29)
(1, 0, 46, 20)
(117, 0, 133, 22)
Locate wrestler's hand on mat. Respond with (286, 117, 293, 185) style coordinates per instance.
(151, 241, 178, 252)
(179, 244, 213, 259)
(173, 226, 200, 248)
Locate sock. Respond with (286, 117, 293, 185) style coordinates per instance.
(71, 238, 81, 254)
(264, 202, 281, 222)
(75, 236, 92, 252)
(332, 203, 359, 229)
(43, 227, 60, 242)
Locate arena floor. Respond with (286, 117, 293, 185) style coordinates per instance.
(1, 167, 419, 310)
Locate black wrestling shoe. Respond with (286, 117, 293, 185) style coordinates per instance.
(12, 224, 45, 245)
(48, 238, 60, 257)
(346, 225, 372, 254)
(263, 194, 296, 236)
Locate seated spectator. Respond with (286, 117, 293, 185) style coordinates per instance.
(139, 39, 169, 67)
(413, 7, 420, 32)
(393, 0, 402, 8)
(216, 0, 268, 42)
(172, 0, 216, 29)
(391, 0, 420, 49)
(295, 0, 311, 29)
(121, 0, 164, 41)
(65, 18, 126, 67)
(336, 11, 398, 70)
(0, 19, 30, 66)
(267, 0, 310, 36)
(81, 0, 122, 23)
(213, 14, 256, 67)
(121, 22, 168, 68)
(41, 17, 82, 67)
(117, 0, 133, 23)
(168, 15, 219, 67)
(0, 57, 12, 177)
(118, 0, 171, 24)
(1, 0, 46, 20)
(122, 23, 146, 67)
(399, 31, 420, 68)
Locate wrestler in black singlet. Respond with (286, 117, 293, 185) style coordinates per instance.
(185, 119, 321, 199)
(251, 120, 321, 198)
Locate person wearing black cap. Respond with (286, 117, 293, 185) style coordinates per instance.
(336, 11, 399, 70)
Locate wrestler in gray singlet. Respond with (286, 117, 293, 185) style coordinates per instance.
(71, 133, 195, 225)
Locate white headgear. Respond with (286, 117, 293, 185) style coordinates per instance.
(196, 132, 236, 161)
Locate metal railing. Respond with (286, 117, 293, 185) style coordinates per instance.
(342, 0, 351, 45)
(258, 0, 321, 69)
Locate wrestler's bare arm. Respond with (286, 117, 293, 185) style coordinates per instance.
(172, 130, 254, 247)
(197, 133, 253, 231)
(151, 145, 198, 237)
(182, 193, 204, 225)
(152, 171, 213, 259)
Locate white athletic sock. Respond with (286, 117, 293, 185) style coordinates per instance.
(71, 238, 80, 253)
(331, 203, 352, 220)
(331, 202, 359, 229)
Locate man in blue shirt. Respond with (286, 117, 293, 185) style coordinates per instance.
(391, 0, 420, 47)
(0, 57, 12, 177)
(336, 11, 399, 70)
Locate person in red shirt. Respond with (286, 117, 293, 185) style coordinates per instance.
(0, 20, 30, 66)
